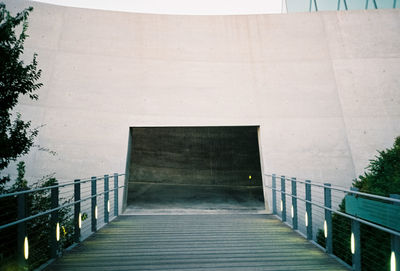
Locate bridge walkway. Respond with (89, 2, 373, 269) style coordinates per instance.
(46, 214, 348, 271)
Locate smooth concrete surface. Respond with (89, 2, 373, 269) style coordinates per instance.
(127, 127, 264, 209)
(33, 0, 286, 15)
(2, 1, 400, 210)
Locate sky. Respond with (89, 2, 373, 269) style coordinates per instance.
(32, 0, 286, 15)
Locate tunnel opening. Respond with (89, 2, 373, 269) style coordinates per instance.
(125, 126, 264, 213)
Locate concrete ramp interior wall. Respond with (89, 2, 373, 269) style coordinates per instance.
(127, 126, 264, 210)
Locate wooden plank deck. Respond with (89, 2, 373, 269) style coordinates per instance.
(46, 214, 349, 271)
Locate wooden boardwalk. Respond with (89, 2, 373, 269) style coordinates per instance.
(47, 214, 349, 271)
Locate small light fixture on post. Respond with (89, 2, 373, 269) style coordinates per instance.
(56, 223, 60, 241)
(324, 220, 328, 238)
(351, 219, 361, 270)
(24, 236, 29, 260)
(305, 212, 308, 227)
(391, 251, 396, 271)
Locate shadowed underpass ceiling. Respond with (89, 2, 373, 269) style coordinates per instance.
(127, 126, 264, 212)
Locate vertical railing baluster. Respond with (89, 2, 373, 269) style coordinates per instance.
(91, 176, 97, 232)
(305, 180, 313, 240)
(291, 177, 297, 230)
(350, 187, 361, 270)
(324, 183, 332, 254)
(51, 184, 59, 259)
(281, 176, 286, 222)
(392, 236, 399, 271)
(351, 220, 361, 271)
(74, 179, 81, 243)
(272, 174, 277, 215)
(391, 194, 400, 271)
(104, 175, 109, 224)
(17, 193, 27, 268)
(114, 173, 119, 216)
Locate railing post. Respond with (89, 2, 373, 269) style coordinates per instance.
(51, 184, 59, 259)
(392, 236, 400, 271)
(351, 219, 361, 271)
(272, 174, 277, 214)
(17, 193, 27, 268)
(74, 179, 81, 243)
(349, 187, 361, 270)
(291, 177, 298, 230)
(391, 194, 400, 271)
(91, 176, 97, 232)
(114, 173, 119, 216)
(281, 176, 286, 222)
(324, 183, 332, 254)
(104, 175, 109, 224)
(305, 180, 313, 240)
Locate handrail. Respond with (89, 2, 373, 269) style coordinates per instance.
(0, 185, 125, 230)
(0, 172, 126, 270)
(265, 184, 400, 237)
(264, 173, 400, 204)
(0, 173, 125, 199)
(264, 172, 400, 271)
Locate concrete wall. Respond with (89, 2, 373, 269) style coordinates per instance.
(3, 1, 400, 201)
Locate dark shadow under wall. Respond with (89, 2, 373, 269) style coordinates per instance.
(127, 126, 264, 210)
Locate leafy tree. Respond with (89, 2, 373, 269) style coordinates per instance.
(0, 5, 75, 270)
(0, 2, 42, 185)
(317, 136, 400, 271)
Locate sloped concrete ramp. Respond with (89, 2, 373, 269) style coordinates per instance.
(47, 214, 348, 271)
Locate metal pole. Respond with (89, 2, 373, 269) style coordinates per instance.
(104, 175, 109, 223)
(313, 0, 318, 11)
(17, 193, 27, 268)
(51, 184, 59, 259)
(324, 183, 332, 254)
(343, 0, 348, 10)
(281, 176, 286, 222)
(392, 235, 400, 271)
(114, 173, 119, 216)
(74, 179, 81, 243)
(91, 176, 97, 232)
(391, 194, 400, 271)
(305, 180, 313, 240)
(352, 220, 361, 271)
(272, 174, 277, 215)
(291, 177, 298, 230)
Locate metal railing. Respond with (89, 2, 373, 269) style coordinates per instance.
(0, 173, 125, 270)
(264, 173, 400, 271)
(286, 0, 398, 12)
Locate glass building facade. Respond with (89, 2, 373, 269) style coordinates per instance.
(286, 0, 397, 12)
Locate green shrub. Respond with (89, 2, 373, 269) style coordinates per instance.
(317, 136, 400, 270)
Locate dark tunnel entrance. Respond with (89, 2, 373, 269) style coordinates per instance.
(125, 126, 264, 212)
